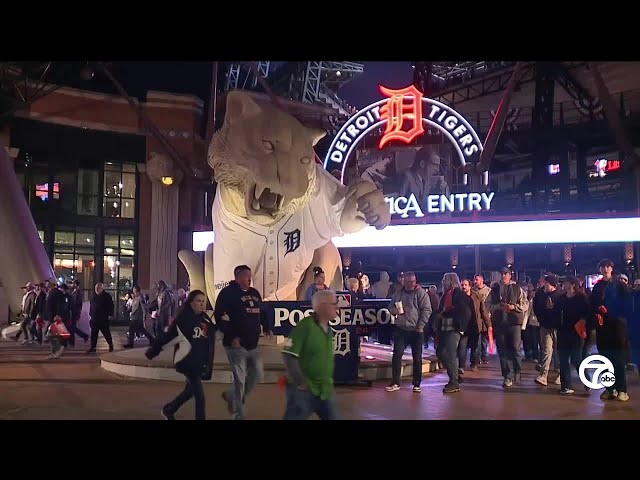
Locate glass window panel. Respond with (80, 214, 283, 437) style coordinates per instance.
(104, 234, 120, 247)
(54, 172, 75, 212)
(103, 255, 118, 288)
(121, 173, 136, 199)
(120, 234, 134, 248)
(75, 232, 95, 247)
(53, 252, 75, 284)
(103, 197, 121, 218)
(31, 172, 50, 206)
(78, 169, 99, 196)
(104, 161, 121, 171)
(122, 163, 136, 173)
(77, 195, 99, 216)
(76, 253, 95, 300)
(54, 231, 75, 246)
(118, 257, 134, 291)
(121, 198, 135, 218)
(104, 171, 122, 198)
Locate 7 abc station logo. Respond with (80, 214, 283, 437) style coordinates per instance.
(579, 354, 616, 390)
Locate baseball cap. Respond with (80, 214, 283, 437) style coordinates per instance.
(22, 281, 34, 289)
(545, 274, 559, 287)
(499, 267, 512, 274)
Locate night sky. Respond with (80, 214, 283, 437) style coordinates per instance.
(338, 62, 414, 108)
(45, 61, 413, 109)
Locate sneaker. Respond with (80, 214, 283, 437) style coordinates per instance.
(600, 390, 618, 401)
(554, 376, 561, 385)
(535, 375, 548, 386)
(480, 358, 489, 364)
(559, 388, 574, 395)
(412, 385, 422, 393)
(458, 368, 465, 375)
(503, 378, 513, 388)
(108, 345, 114, 352)
(53, 346, 65, 359)
(470, 365, 479, 372)
(222, 391, 234, 414)
(19, 339, 28, 345)
(443, 383, 460, 394)
(616, 392, 630, 402)
(46, 354, 56, 360)
(161, 407, 175, 420)
(385, 384, 400, 392)
(535, 364, 543, 373)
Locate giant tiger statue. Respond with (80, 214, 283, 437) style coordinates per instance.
(179, 91, 391, 307)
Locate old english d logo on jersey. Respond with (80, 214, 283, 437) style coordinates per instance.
(283, 229, 301, 256)
(193, 323, 208, 339)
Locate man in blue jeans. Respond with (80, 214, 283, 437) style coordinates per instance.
(385, 272, 432, 393)
(282, 289, 339, 420)
(214, 265, 272, 420)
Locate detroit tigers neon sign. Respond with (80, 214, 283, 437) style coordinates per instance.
(323, 85, 487, 185)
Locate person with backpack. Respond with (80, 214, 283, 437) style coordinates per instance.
(145, 290, 216, 420)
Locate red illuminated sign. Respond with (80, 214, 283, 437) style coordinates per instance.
(593, 159, 621, 177)
(607, 159, 621, 171)
(378, 85, 425, 148)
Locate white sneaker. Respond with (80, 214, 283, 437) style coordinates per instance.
(535, 375, 548, 386)
(52, 346, 65, 359)
(385, 384, 400, 392)
(554, 376, 561, 385)
(47, 354, 56, 360)
(616, 392, 630, 402)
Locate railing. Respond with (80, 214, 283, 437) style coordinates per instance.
(355, 88, 640, 138)
(464, 88, 640, 134)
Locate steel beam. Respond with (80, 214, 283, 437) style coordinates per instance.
(432, 64, 536, 105)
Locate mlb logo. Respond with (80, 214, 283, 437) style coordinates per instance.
(337, 294, 351, 308)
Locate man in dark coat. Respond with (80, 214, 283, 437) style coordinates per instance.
(86, 283, 114, 354)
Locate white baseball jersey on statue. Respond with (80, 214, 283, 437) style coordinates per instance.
(212, 165, 346, 301)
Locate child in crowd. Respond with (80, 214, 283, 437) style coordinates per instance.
(47, 315, 71, 360)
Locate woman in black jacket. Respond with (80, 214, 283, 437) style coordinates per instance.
(436, 272, 472, 394)
(146, 290, 216, 420)
(556, 276, 590, 395)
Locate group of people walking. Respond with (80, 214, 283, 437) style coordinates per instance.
(147, 264, 338, 421)
(383, 259, 634, 401)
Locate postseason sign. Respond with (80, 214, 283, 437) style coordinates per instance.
(264, 300, 393, 383)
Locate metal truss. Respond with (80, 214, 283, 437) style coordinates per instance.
(422, 62, 589, 106)
(301, 61, 363, 105)
(431, 63, 536, 105)
(224, 61, 271, 90)
(552, 63, 594, 104)
(0, 62, 62, 123)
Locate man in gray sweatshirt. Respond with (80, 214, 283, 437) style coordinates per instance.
(385, 272, 432, 393)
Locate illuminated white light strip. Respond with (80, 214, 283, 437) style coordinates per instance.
(193, 217, 640, 252)
(193, 230, 215, 252)
(331, 218, 640, 248)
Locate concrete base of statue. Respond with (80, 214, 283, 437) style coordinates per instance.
(1, 323, 20, 340)
(100, 333, 440, 384)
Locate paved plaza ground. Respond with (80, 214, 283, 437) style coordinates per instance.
(1, 331, 639, 420)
